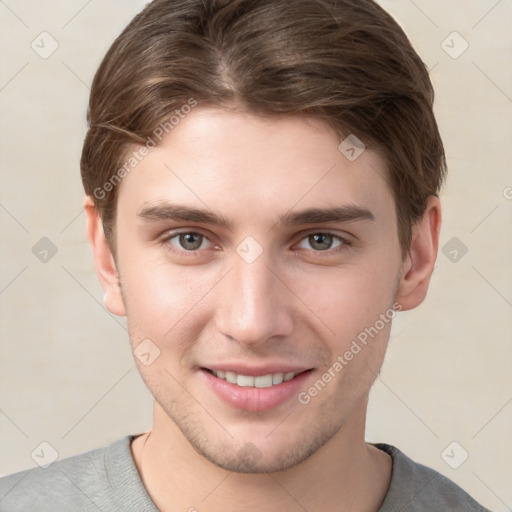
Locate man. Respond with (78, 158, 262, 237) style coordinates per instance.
(0, 0, 491, 510)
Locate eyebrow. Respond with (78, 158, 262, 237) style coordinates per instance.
(137, 202, 375, 229)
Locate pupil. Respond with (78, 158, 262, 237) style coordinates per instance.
(181, 233, 201, 250)
(312, 234, 331, 250)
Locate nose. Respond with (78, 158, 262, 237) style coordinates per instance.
(214, 252, 294, 347)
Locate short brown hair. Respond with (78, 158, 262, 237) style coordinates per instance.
(80, 0, 446, 259)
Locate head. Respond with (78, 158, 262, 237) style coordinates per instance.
(82, 0, 445, 473)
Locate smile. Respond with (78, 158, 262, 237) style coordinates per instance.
(210, 370, 298, 388)
(201, 367, 313, 411)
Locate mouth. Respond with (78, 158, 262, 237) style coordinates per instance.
(202, 368, 308, 388)
(199, 367, 314, 412)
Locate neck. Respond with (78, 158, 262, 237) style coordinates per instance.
(131, 398, 392, 512)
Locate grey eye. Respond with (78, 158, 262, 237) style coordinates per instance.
(171, 232, 208, 251)
(297, 233, 343, 251)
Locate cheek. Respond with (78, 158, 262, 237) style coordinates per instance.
(291, 260, 398, 343)
(119, 253, 219, 345)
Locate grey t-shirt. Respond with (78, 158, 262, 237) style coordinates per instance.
(0, 435, 490, 511)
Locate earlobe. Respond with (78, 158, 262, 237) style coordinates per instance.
(395, 196, 442, 311)
(84, 196, 126, 317)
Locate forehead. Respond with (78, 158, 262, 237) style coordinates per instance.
(117, 107, 394, 226)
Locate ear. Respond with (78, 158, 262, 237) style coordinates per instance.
(84, 196, 126, 316)
(395, 195, 442, 311)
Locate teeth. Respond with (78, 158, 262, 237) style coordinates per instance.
(272, 373, 284, 385)
(225, 371, 237, 384)
(211, 370, 298, 387)
(254, 375, 273, 388)
(237, 374, 254, 387)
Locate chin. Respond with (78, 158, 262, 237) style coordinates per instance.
(181, 417, 340, 474)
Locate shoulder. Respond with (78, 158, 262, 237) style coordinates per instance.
(375, 443, 492, 512)
(0, 436, 156, 512)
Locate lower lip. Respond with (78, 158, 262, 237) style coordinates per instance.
(200, 369, 313, 412)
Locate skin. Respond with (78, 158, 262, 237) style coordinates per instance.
(85, 107, 441, 511)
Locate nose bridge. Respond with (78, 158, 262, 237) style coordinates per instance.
(215, 249, 292, 345)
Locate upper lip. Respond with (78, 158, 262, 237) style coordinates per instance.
(201, 363, 313, 377)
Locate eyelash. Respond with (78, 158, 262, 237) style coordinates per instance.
(159, 229, 352, 257)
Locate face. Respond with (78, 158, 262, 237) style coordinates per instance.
(108, 108, 406, 473)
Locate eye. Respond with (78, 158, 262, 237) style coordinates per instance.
(164, 231, 213, 252)
(296, 232, 349, 252)
(160, 230, 350, 256)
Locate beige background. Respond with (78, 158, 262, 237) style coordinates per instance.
(1, 0, 511, 510)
